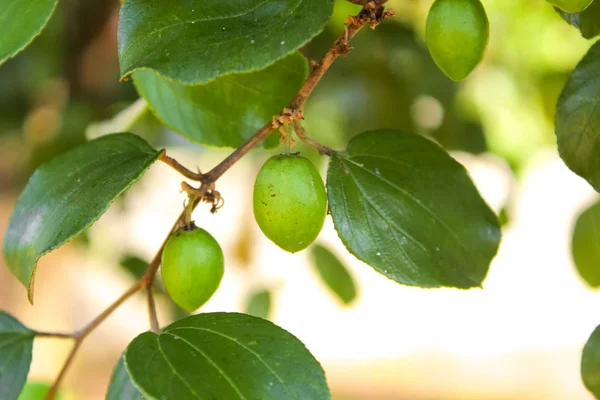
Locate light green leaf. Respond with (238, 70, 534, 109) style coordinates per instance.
(117, 0, 334, 84)
(124, 312, 330, 400)
(18, 382, 65, 400)
(3, 134, 162, 302)
(583, 324, 600, 399)
(245, 289, 272, 320)
(310, 244, 357, 305)
(0, 312, 35, 400)
(571, 199, 600, 287)
(327, 130, 501, 289)
(556, 42, 600, 192)
(134, 53, 307, 148)
(106, 356, 144, 400)
(0, 0, 58, 65)
(86, 99, 148, 140)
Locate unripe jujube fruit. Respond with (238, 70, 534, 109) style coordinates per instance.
(253, 154, 327, 253)
(161, 227, 224, 312)
(426, 0, 489, 82)
(548, 0, 593, 12)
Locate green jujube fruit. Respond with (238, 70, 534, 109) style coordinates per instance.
(253, 154, 327, 253)
(548, 0, 594, 12)
(426, 0, 489, 82)
(161, 227, 224, 312)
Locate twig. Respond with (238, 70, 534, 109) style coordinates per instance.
(34, 331, 76, 339)
(292, 120, 335, 156)
(159, 152, 203, 181)
(44, 281, 142, 400)
(44, 341, 82, 400)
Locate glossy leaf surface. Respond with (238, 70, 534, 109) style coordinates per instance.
(3, 134, 162, 302)
(327, 130, 501, 288)
(124, 312, 330, 399)
(118, 0, 333, 84)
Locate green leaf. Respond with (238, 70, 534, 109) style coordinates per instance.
(0, 0, 58, 65)
(0, 312, 35, 400)
(583, 324, 600, 399)
(310, 244, 357, 305)
(3, 134, 162, 302)
(117, 0, 334, 84)
(124, 312, 330, 400)
(326, 130, 501, 289)
(556, 42, 600, 192)
(119, 255, 151, 283)
(18, 382, 63, 400)
(106, 356, 144, 400)
(245, 289, 272, 320)
(571, 200, 600, 287)
(134, 53, 307, 148)
(87, 99, 149, 140)
(556, 2, 600, 39)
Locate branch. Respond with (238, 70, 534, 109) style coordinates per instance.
(34, 331, 76, 339)
(43, 4, 392, 398)
(203, 8, 389, 183)
(44, 341, 82, 400)
(45, 281, 142, 400)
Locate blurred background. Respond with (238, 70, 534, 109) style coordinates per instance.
(1, 0, 598, 398)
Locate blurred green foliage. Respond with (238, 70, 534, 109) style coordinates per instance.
(0, 0, 591, 185)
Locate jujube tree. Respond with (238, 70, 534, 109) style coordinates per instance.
(0, 0, 599, 399)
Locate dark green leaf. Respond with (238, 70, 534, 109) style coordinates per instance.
(134, 53, 307, 148)
(0, 312, 35, 400)
(310, 244, 357, 305)
(3, 134, 162, 302)
(556, 42, 600, 191)
(556, 2, 600, 39)
(106, 356, 144, 400)
(245, 289, 272, 320)
(118, 0, 334, 84)
(583, 324, 600, 399)
(0, 0, 58, 65)
(124, 312, 330, 400)
(572, 200, 600, 287)
(327, 130, 501, 289)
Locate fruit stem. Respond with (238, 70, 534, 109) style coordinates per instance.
(146, 284, 160, 334)
(285, 125, 292, 154)
(184, 193, 196, 228)
(292, 120, 335, 156)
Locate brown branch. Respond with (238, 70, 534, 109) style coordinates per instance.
(42, 4, 392, 398)
(43, 204, 194, 399)
(34, 331, 76, 339)
(203, 7, 387, 183)
(44, 341, 82, 400)
(44, 280, 142, 400)
(292, 120, 335, 156)
(159, 152, 203, 181)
